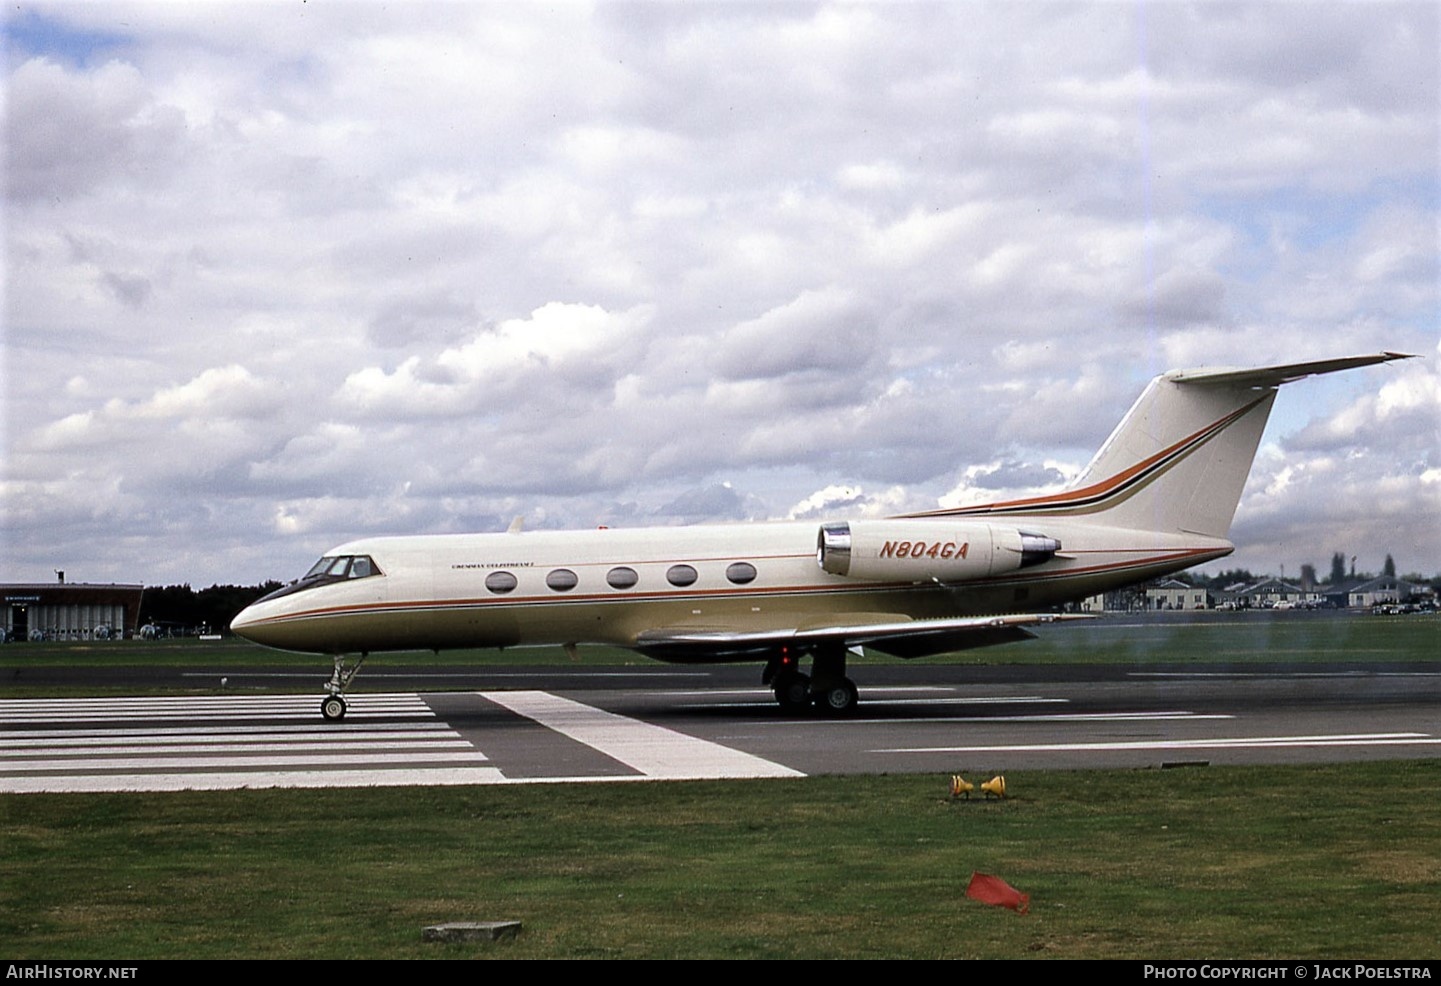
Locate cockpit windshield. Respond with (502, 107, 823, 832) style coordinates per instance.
(256, 554, 383, 603)
(304, 556, 360, 579)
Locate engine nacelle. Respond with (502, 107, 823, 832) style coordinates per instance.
(817, 520, 1060, 582)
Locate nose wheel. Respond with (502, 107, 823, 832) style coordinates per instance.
(321, 653, 366, 721)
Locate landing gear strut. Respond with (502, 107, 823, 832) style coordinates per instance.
(321, 653, 366, 721)
(764, 648, 812, 712)
(809, 643, 858, 716)
(763, 644, 859, 716)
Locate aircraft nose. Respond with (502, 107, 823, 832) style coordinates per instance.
(230, 598, 313, 652)
(230, 604, 267, 644)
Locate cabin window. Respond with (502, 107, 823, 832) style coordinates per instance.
(606, 566, 639, 590)
(546, 569, 579, 592)
(725, 562, 757, 585)
(666, 564, 698, 587)
(485, 571, 518, 594)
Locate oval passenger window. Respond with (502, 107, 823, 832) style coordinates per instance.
(546, 569, 579, 592)
(606, 567, 639, 590)
(485, 571, 518, 594)
(666, 564, 698, 587)
(726, 562, 758, 585)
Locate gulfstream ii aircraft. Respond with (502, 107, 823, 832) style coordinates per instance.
(231, 352, 1411, 720)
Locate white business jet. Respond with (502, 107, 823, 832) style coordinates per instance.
(231, 352, 1412, 720)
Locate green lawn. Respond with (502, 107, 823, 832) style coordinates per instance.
(4, 764, 1439, 959)
(2, 610, 1435, 671)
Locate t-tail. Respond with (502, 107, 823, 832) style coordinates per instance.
(908, 352, 1414, 539)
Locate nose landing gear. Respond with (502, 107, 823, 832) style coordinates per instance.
(321, 653, 367, 721)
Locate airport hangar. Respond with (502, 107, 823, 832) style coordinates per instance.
(2, 581, 144, 642)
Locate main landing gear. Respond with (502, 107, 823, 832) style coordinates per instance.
(320, 653, 367, 721)
(763, 643, 859, 716)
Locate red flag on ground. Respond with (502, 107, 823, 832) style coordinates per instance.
(965, 872, 1030, 914)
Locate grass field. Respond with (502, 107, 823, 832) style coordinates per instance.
(2, 609, 1435, 674)
(3, 612, 1437, 959)
(4, 764, 1440, 959)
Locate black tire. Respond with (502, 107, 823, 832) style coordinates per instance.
(815, 678, 858, 716)
(321, 695, 347, 721)
(774, 672, 812, 713)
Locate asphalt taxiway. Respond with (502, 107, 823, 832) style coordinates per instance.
(4, 660, 1437, 793)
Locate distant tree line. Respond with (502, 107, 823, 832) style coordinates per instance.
(142, 582, 281, 635)
(1177, 552, 1437, 592)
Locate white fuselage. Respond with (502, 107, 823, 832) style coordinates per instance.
(229, 517, 1230, 658)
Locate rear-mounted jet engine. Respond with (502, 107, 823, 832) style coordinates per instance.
(817, 520, 1060, 582)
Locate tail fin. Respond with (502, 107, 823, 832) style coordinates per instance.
(911, 353, 1412, 539)
(1069, 371, 1276, 537)
(1068, 353, 1413, 537)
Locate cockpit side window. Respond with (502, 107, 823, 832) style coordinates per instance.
(256, 554, 384, 603)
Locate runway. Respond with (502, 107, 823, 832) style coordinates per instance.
(5, 660, 1438, 793)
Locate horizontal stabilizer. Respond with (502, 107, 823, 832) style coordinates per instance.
(1167, 352, 1414, 388)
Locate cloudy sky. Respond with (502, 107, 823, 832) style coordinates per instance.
(3, 1, 1438, 591)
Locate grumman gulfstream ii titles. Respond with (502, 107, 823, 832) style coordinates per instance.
(231, 352, 1413, 721)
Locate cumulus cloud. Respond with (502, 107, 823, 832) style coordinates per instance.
(938, 460, 1082, 512)
(4, 57, 187, 202)
(1289, 354, 1440, 456)
(654, 482, 765, 524)
(713, 287, 879, 382)
(3, 2, 1436, 587)
(786, 484, 918, 521)
(338, 302, 656, 417)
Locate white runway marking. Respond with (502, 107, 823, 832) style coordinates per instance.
(5, 752, 493, 772)
(3, 739, 474, 754)
(862, 696, 1070, 705)
(910, 711, 1234, 722)
(877, 732, 1437, 754)
(0, 722, 454, 740)
(686, 692, 1071, 710)
(184, 671, 713, 680)
(1, 694, 493, 793)
(3, 691, 806, 791)
(1, 693, 433, 722)
(1130, 671, 1441, 679)
(480, 690, 804, 779)
(1, 768, 506, 793)
(755, 710, 1229, 726)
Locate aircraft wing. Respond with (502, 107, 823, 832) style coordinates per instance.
(633, 612, 1095, 662)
